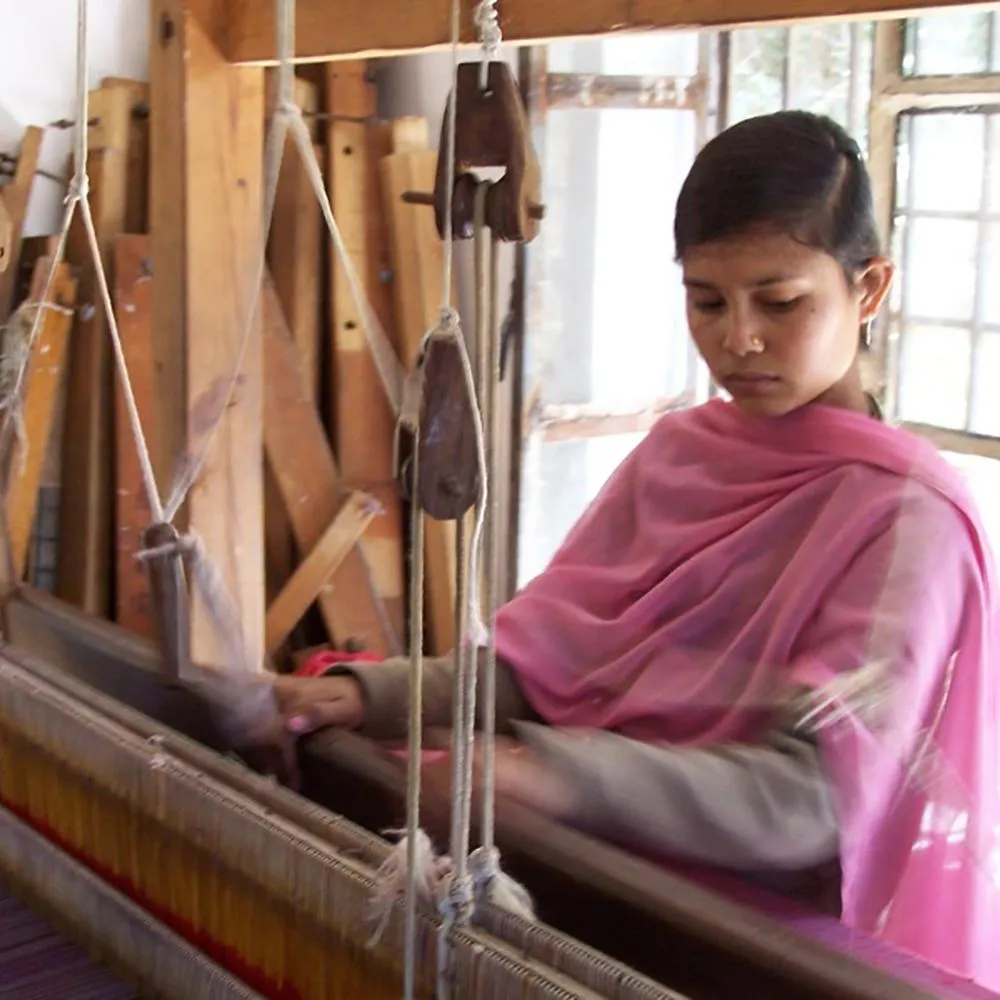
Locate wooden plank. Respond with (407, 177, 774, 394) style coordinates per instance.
(3, 260, 77, 579)
(225, 0, 998, 64)
(326, 62, 405, 646)
(265, 491, 376, 655)
(98, 79, 151, 234)
(185, 4, 266, 671)
(262, 274, 395, 656)
(150, 0, 188, 497)
(380, 149, 458, 655)
(112, 235, 158, 638)
(0, 194, 10, 275)
(0, 128, 43, 322)
(56, 84, 132, 617)
(264, 75, 321, 606)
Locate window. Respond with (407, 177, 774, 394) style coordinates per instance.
(519, 14, 1000, 584)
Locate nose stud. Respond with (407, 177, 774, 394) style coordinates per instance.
(749, 336, 765, 353)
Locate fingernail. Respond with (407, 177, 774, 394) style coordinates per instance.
(287, 716, 307, 733)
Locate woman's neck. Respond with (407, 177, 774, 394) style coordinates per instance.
(811, 363, 871, 416)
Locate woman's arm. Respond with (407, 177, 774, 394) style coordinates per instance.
(333, 652, 540, 742)
(509, 715, 838, 871)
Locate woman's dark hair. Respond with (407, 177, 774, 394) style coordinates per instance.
(674, 111, 882, 279)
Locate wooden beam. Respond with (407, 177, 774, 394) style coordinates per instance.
(224, 0, 1000, 65)
(264, 491, 376, 656)
(326, 61, 406, 647)
(261, 274, 395, 656)
(0, 128, 43, 321)
(150, 0, 266, 670)
(57, 87, 131, 617)
(3, 260, 77, 580)
(112, 235, 158, 639)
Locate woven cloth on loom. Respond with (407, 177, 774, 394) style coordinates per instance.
(0, 882, 137, 999)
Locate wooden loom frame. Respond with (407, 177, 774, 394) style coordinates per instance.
(148, 0, 1000, 664)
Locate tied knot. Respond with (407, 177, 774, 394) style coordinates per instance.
(468, 845, 500, 891)
(65, 174, 89, 204)
(275, 97, 301, 121)
(474, 0, 502, 58)
(437, 872, 474, 925)
(435, 306, 461, 338)
(134, 528, 200, 564)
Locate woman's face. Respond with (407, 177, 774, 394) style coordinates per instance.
(681, 229, 894, 417)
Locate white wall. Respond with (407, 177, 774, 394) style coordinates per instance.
(0, 0, 149, 236)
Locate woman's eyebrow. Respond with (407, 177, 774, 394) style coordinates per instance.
(683, 274, 795, 290)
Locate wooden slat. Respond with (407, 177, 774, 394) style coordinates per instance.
(56, 86, 132, 617)
(265, 491, 376, 655)
(150, 0, 188, 497)
(99, 78, 151, 234)
(0, 194, 11, 275)
(264, 75, 322, 607)
(112, 235, 158, 638)
(380, 149, 458, 655)
(151, 0, 266, 670)
(262, 275, 395, 656)
(326, 61, 405, 646)
(185, 6, 266, 670)
(225, 0, 996, 64)
(3, 260, 77, 579)
(0, 128, 43, 321)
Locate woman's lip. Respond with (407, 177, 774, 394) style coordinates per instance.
(723, 373, 780, 383)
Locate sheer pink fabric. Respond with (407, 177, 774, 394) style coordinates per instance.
(496, 399, 1000, 988)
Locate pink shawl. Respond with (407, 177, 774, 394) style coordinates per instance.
(495, 399, 1000, 989)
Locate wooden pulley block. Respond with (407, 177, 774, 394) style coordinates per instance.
(433, 61, 543, 244)
(394, 334, 480, 521)
(140, 521, 191, 686)
(0, 190, 12, 275)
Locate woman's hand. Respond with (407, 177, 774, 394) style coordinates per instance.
(485, 739, 579, 819)
(421, 732, 579, 821)
(272, 673, 366, 736)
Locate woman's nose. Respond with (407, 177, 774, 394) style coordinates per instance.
(721, 310, 765, 357)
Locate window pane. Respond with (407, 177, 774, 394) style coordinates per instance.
(729, 28, 788, 122)
(901, 218, 978, 321)
(788, 24, 857, 129)
(532, 109, 695, 411)
(547, 33, 699, 76)
(898, 113, 985, 214)
(903, 11, 992, 76)
(970, 334, 1000, 436)
(985, 224, 1000, 327)
(897, 324, 972, 430)
(591, 109, 695, 408)
(518, 433, 645, 584)
(990, 115, 1000, 211)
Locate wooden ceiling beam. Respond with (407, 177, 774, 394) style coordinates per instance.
(223, 0, 1000, 65)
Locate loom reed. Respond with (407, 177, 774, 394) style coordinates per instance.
(0, 649, 686, 1000)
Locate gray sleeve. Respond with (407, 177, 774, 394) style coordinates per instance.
(340, 653, 538, 743)
(513, 722, 839, 871)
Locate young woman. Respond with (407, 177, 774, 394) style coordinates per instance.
(274, 111, 999, 988)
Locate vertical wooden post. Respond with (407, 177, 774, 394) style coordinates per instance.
(151, 0, 266, 671)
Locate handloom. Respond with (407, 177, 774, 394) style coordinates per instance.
(0, 1, 995, 999)
(4, 585, 995, 1000)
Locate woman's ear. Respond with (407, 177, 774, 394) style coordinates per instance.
(857, 256, 894, 323)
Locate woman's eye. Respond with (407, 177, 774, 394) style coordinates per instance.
(762, 297, 801, 313)
(692, 299, 725, 313)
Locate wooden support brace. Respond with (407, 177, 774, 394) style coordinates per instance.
(3, 260, 77, 580)
(224, 0, 995, 65)
(151, 0, 266, 671)
(326, 60, 406, 647)
(0, 127, 43, 321)
(262, 274, 395, 656)
(57, 86, 131, 617)
(265, 491, 377, 656)
(0, 193, 11, 275)
(381, 145, 459, 655)
(113, 234, 158, 639)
